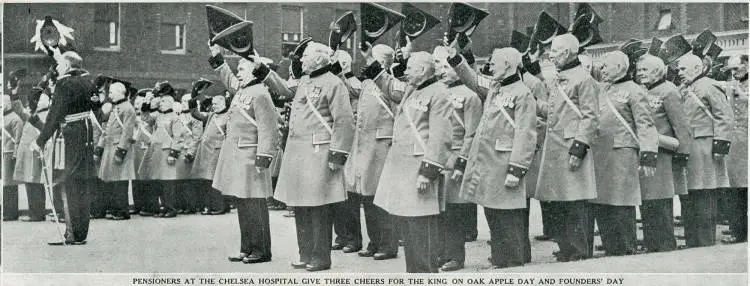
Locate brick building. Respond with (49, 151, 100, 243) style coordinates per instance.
(3, 2, 748, 94)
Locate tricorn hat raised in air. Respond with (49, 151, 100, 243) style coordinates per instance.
(529, 11, 567, 54)
(569, 15, 603, 50)
(705, 43, 723, 60)
(398, 3, 441, 47)
(691, 29, 717, 58)
(329, 11, 357, 51)
(573, 3, 604, 27)
(153, 81, 176, 98)
(206, 5, 245, 42)
(510, 30, 531, 54)
(658, 35, 692, 65)
(445, 2, 488, 48)
(211, 21, 255, 59)
(192, 78, 214, 96)
(619, 39, 648, 62)
(360, 3, 405, 46)
(648, 37, 663, 56)
(289, 37, 313, 60)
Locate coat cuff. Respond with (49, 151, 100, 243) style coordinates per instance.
(115, 147, 127, 160)
(168, 149, 181, 159)
(712, 139, 731, 155)
(208, 54, 226, 70)
(461, 50, 475, 65)
(673, 153, 689, 168)
(330, 61, 343, 76)
(141, 103, 151, 113)
(568, 140, 590, 159)
(328, 149, 349, 165)
(255, 154, 273, 168)
(362, 61, 384, 80)
(253, 63, 271, 82)
(507, 164, 528, 179)
(454, 156, 468, 172)
(29, 115, 42, 127)
(94, 146, 104, 157)
(639, 151, 658, 168)
(447, 54, 464, 67)
(525, 60, 542, 76)
(419, 160, 444, 181)
(184, 153, 195, 163)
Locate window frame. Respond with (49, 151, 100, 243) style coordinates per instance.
(160, 22, 188, 55)
(655, 9, 675, 31)
(281, 5, 304, 59)
(92, 3, 122, 52)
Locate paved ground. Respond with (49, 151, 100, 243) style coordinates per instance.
(1, 200, 746, 273)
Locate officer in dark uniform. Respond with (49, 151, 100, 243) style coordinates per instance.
(25, 50, 99, 245)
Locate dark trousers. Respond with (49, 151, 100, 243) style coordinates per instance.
(200, 180, 225, 212)
(591, 204, 637, 255)
(132, 180, 155, 213)
(401, 215, 440, 273)
(158, 181, 178, 213)
(236, 198, 272, 258)
(176, 180, 201, 212)
(60, 178, 92, 242)
(3, 185, 19, 220)
(682, 189, 717, 247)
(295, 204, 334, 267)
(728, 188, 748, 242)
(639, 199, 677, 252)
(441, 203, 473, 264)
(551, 200, 592, 261)
(522, 199, 532, 263)
(540, 201, 560, 237)
(485, 207, 526, 268)
(363, 196, 398, 254)
(334, 192, 363, 248)
(104, 181, 130, 217)
(466, 204, 478, 240)
(717, 189, 731, 223)
(89, 178, 108, 217)
(25, 183, 47, 219)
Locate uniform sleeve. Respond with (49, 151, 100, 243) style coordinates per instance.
(11, 118, 24, 154)
(327, 81, 356, 165)
(344, 76, 363, 99)
(36, 80, 72, 147)
(259, 68, 297, 101)
(209, 54, 241, 94)
(253, 91, 280, 168)
(419, 89, 453, 180)
(507, 90, 538, 179)
(568, 77, 600, 159)
(190, 107, 209, 123)
(448, 55, 492, 101)
(117, 107, 136, 151)
(662, 87, 692, 155)
(188, 118, 203, 155)
(701, 82, 734, 154)
(364, 61, 407, 104)
(630, 88, 659, 167)
(455, 92, 483, 172)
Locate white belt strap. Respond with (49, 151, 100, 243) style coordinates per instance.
(371, 90, 394, 118)
(211, 114, 226, 137)
(451, 110, 466, 129)
(403, 107, 427, 154)
(603, 94, 638, 141)
(113, 111, 124, 129)
(687, 89, 717, 121)
(305, 97, 334, 136)
(555, 84, 583, 118)
(238, 108, 258, 127)
(178, 118, 193, 136)
(2, 128, 17, 145)
(497, 98, 518, 129)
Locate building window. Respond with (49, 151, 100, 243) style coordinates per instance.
(161, 23, 186, 54)
(93, 3, 121, 51)
(656, 9, 673, 31)
(281, 6, 303, 58)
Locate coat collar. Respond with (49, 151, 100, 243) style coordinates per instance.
(416, 77, 439, 91)
(245, 78, 262, 87)
(557, 58, 581, 72)
(500, 73, 521, 86)
(112, 98, 128, 105)
(683, 74, 705, 87)
(160, 109, 174, 114)
(646, 78, 666, 91)
(448, 80, 464, 88)
(310, 65, 331, 78)
(739, 74, 748, 83)
(36, 107, 49, 113)
(344, 72, 355, 79)
(216, 106, 229, 114)
(612, 74, 632, 85)
(3, 109, 13, 116)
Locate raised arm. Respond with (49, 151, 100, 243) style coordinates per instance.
(448, 54, 492, 101)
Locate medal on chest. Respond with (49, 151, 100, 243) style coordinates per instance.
(410, 96, 429, 112)
(233, 93, 253, 110)
(308, 86, 323, 103)
(647, 95, 663, 109)
(494, 92, 514, 109)
(450, 95, 465, 109)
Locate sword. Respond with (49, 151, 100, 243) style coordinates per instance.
(36, 147, 67, 245)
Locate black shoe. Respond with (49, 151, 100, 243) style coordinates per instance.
(283, 211, 295, 218)
(209, 210, 226, 215)
(373, 252, 397, 260)
(342, 245, 361, 253)
(534, 235, 552, 241)
(90, 214, 106, 219)
(228, 253, 249, 262)
(331, 243, 344, 250)
(721, 237, 739, 244)
(129, 209, 139, 215)
(48, 240, 86, 246)
(242, 254, 271, 264)
(358, 249, 376, 257)
(159, 212, 177, 218)
(291, 261, 308, 269)
(20, 216, 45, 222)
(139, 211, 155, 217)
(305, 264, 330, 272)
(109, 215, 131, 221)
(676, 245, 690, 250)
(440, 260, 464, 272)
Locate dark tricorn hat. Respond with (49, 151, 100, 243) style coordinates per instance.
(691, 29, 717, 58)
(658, 35, 692, 65)
(360, 3, 405, 46)
(329, 11, 357, 51)
(206, 5, 245, 42)
(398, 3, 440, 47)
(510, 30, 531, 54)
(529, 11, 567, 54)
(153, 81, 176, 98)
(136, 88, 151, 97)
(573, 3, 604, 27)
(569, 12, 603, 49)
(192, 78, 214, 95)
(290, 37, 313, 60)
(620, 39, 648, 62)
(446, 2, 488, 36)
(94, 74, 132, 92)
(211, 21, 254, 59)
(705, 43, 723, 60)
(648, 37, 663, 56)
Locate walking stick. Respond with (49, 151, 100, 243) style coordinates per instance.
(36, 147, 67, 245)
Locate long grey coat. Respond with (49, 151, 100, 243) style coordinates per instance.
(534, 61, 599, 202)
(452, 58, 537, 210)
(522, 72, 549, 199)
(3, 111, 23, 186)
(190, 111, 228, 181)
(442, 83, 482, 204)
(727, 79, 747, 188)
(137, 111, 190, 180)
(97, 101, 137, 182)
(13, 110, 51, 184)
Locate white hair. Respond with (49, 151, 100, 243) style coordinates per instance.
(333, 50, 353, 72)
(109, 82, 126, 95)
(553, 34, 580, 56)
(637, 54, 666, 78)
(603, 51, 630, 78)
(61, 51, 83, 68)
(679, 54, 704, 71)
(432, 46, 452, 62)
(492, 48, 523, 70)
(372, 44, 395, 66)
(305, 42, 334, 65)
